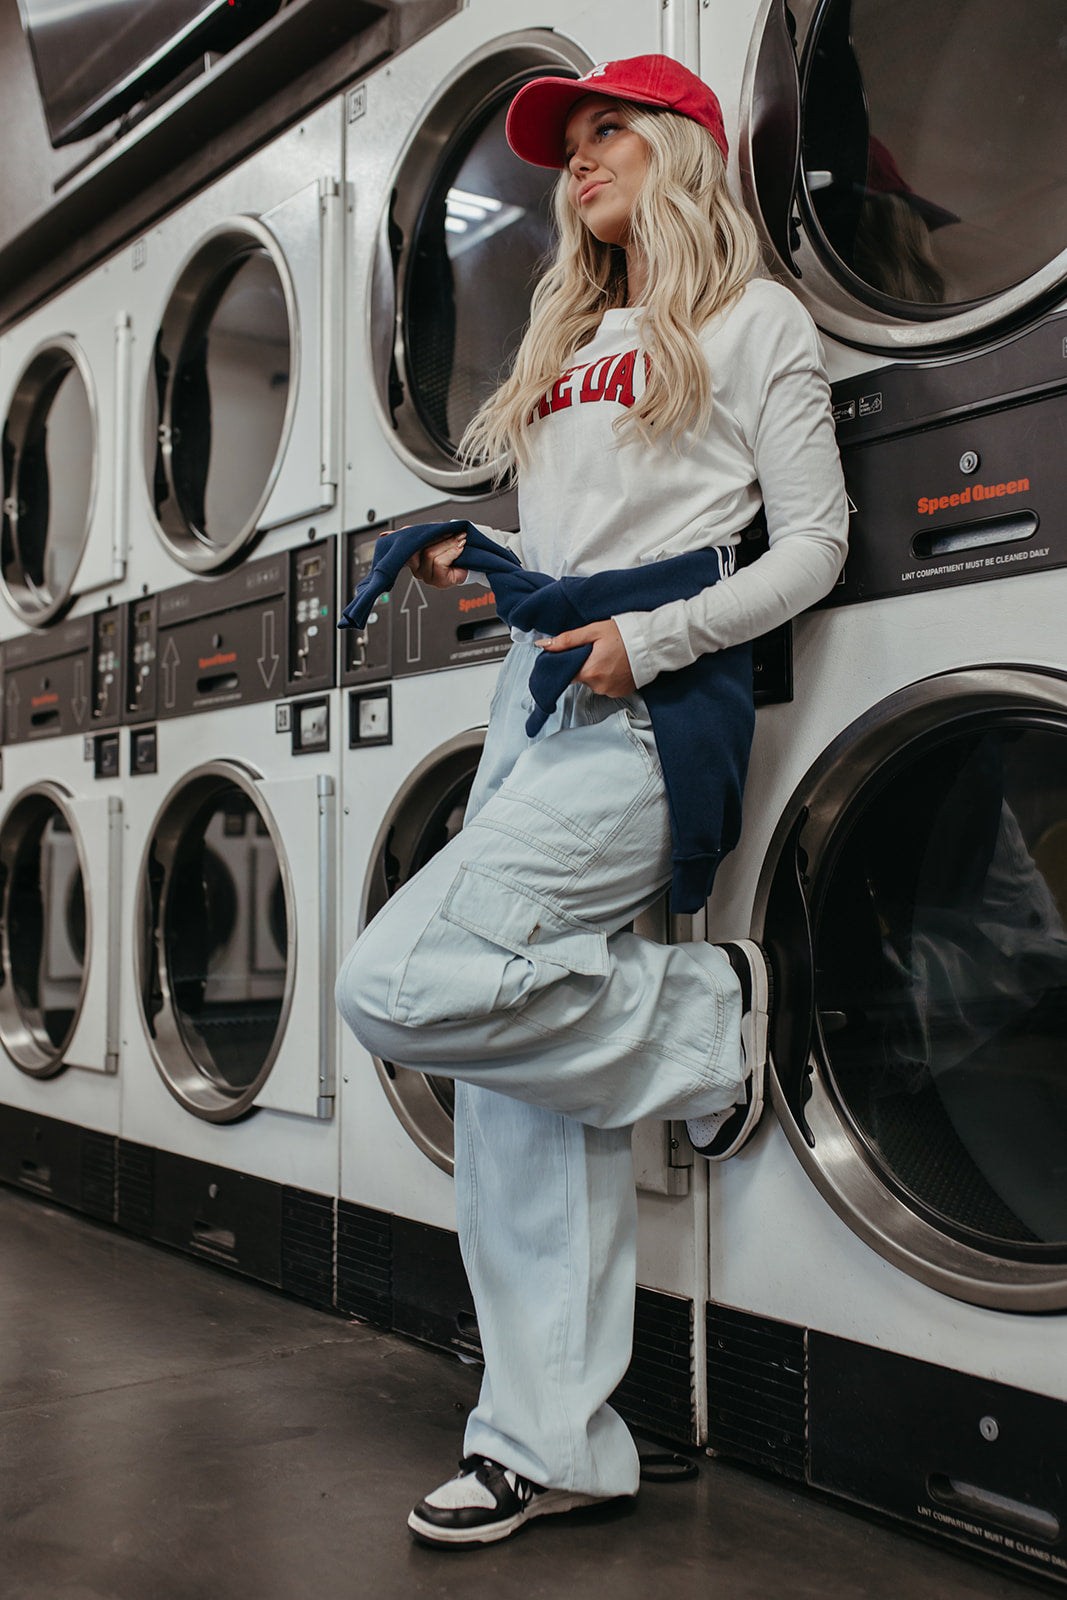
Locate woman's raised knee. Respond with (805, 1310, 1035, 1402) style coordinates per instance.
(334, 929, 399, 1054)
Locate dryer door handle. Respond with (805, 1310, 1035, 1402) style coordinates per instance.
(764, 807, 817, 1145)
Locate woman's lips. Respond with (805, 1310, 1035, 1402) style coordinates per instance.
(579, 180, 609, 205)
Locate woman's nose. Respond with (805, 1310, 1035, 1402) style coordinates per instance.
(569, 148, 593, 177)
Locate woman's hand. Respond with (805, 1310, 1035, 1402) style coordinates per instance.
(405, 528, 468, 588)
(538, 619, 636, 699)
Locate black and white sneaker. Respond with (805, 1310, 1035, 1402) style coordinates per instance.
(686, 940, 771, 1161)
(408, 1455, 605, 1546)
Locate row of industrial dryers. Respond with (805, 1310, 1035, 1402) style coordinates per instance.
(1, 0, 1067, 1584)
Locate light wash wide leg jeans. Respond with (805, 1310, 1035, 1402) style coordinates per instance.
(336, 641, 745, 1499)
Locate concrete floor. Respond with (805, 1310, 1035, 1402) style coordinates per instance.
(0, 1187, 1056, 1600)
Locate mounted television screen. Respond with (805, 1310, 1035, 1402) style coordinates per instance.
(17, 0, 282, 148)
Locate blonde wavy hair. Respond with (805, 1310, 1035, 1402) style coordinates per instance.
(459, 102, 761, 474)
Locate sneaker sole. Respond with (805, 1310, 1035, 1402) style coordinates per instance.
(408, 1489, 603, 1546)
(703, 940, 771, 1161)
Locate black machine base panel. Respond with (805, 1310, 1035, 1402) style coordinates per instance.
(150, 1150, 283, 1288)
(336, 1199, 392, 1328)
(391, 1216, 482, 1360)
(0, 1105, 113, 1217)
(614, 1287, 696, 1445)
(706, 1303, 807, 1481)
(809, 1332, 1067, 1587)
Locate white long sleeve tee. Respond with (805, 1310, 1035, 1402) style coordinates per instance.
(476, 278, 848, 689)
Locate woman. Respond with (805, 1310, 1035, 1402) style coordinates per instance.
(336, 55, 847, 1546)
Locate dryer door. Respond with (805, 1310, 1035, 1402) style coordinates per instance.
(361, 731, 485, 1174)
(758, 667, 1067, 1310)
(369, 33, 590, 493)
(136, 761, 334, 1121)
(144, 183, 337, 574)
(0, 783, 120, 1077)
(740, 0, 1067, 354)
(1, 340, 96, 626)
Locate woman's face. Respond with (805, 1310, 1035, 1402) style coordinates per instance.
(564, 95, 650, 247)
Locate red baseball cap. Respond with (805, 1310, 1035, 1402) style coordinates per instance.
(506, 55, 729, 169)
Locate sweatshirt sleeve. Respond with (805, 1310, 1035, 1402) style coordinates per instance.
(613, 298, 848, 688)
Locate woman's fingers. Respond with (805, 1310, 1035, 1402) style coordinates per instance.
(537, 620, 636, 698)
(406, 533, 468, 588)
(537, 624, 596, 652)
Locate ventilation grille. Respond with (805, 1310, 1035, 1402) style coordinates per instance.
(706, 1303, 807, 1480)
(115, 1140, 155, 1235)
(281, 1187, 335, 1309)
(79, 1131, 116, 1221)
(336, 1200, 392, 1327)
(612, 1287, 695, 1445)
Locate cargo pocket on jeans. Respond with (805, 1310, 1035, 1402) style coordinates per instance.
(387, 863, 610, 1026)
(441, 862, 610, 977)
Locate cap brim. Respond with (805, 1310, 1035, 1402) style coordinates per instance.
(505, 76, 598, 168)
(506, 75, 671, 168)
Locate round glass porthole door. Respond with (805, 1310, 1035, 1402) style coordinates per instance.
(0, 785, 88, 1076)
(137, 764, 293, 1120)
(741, 0, 1067, 351)
(362, 732, 485, 1172)
(370, 33, 590, 491)
(759, 668, 1067, 1309)
(1, 339, 95, 626)
(145, 220, 295, 573)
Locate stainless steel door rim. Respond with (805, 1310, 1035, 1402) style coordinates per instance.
(755, 666, 1067, 1309)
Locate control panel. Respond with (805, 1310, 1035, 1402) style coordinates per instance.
(125, 537, 337, 724)
(2, 607, 124, 745)
(340, 491, 518, 686)
(827, 309, 1067, 606)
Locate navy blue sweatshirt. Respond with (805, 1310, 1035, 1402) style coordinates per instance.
(339, 521, 754, 913)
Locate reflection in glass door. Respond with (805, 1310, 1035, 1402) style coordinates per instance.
(815, 720, 1067, 1248)
(801, 0, 1067, 311)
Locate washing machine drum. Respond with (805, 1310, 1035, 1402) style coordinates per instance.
(363, 733, 485, 1173)
(145, 222, 293, 572)
(1, 340, 95, 626)
(0, 786, 88, 1076)
(137, 765, 293, 1121)
(763, 668, 1067, 1309)
(746, 0, 1067, 350)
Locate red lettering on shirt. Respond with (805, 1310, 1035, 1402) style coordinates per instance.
(579, 355, 616, 403)
(602, 350, 637, 409)
(549, 367, 579, 412)
(530, 348, 643, 421)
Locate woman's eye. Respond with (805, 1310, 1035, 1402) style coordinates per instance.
(596, 122, 620, 138)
